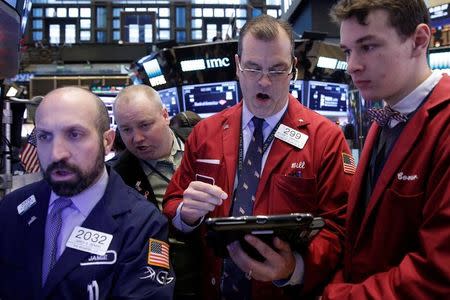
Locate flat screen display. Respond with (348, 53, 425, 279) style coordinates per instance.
(289, 80, 304, 104)
(429, 51, 450, 71)
(181, 81, 239, 118)
(306, 80, 348, 117)
(98, 96, 116, 129)
(20, 0, 32, 34)
(158, 87, 180, 117)
(142, 58, 167, 88)
(174, 41, 238, 85)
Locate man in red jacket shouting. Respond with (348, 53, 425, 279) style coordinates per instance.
(163, 14, 353, 300)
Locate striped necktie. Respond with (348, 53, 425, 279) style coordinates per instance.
(221, 117, 265, 300)
(42, 197, 72, 285)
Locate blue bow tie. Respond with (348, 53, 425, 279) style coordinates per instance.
(367, 106, 408, 127)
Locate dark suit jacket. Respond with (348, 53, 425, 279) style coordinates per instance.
(109, 130, 202, 300)
(0, 167, 174, 300)
(108, 128, 189, 208)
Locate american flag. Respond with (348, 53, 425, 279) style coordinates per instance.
(342, 152, 356, 175)
(147, 239, 169, 269)
(20, 128, 40, 173)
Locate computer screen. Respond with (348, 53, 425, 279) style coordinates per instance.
(98, 96, 117, 129)
(91, 85, 124, 95)
(429, 50, 450, 72)
(174, 41, 238, 85)
(158, 87, 180, 118)
(289, 80, 304, 104)
(19, 0, 32, 35)
(142, 58, 167, 88)
(306, 80, 348, 117)
(181, 81, 239, 118)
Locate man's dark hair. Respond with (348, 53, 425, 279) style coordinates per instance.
(330, 0, 430, 40)
(237, 14, 295, 58)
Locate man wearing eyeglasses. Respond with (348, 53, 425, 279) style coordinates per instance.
(163, 15, 353, 300)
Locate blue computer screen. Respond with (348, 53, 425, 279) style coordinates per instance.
(142, 58, 167, 88)
(429, 51, 450, 71)
(181, 81, 239, 118)
(98, 96, 116, 129)
(306, 80, 348, 116)
(158, 87, 180, 117)
(289, 80, 304, 104)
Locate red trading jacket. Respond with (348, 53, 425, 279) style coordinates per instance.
(323, 75, 450, 299)
(164, 95, 353, 299)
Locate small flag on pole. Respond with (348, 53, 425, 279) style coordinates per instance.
(20, 128, 40, 173)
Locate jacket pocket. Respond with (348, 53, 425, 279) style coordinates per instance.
(269, 174, 317, 214)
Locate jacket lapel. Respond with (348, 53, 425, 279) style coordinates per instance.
(221, 103, 242, 215)
(349, 124, 379, 247)
(21, 182, 51, 297)
(256, 97, 306, 204)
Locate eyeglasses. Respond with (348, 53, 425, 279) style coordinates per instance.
(238, 62, 294, 81)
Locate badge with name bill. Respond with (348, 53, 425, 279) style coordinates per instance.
(66, 226, 113, 256)
(275, 124, 309, 149)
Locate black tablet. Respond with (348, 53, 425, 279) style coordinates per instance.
(205, 213, 325, 261)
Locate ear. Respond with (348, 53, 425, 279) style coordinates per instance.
(291, 57, 298, 80)
(162, 107, 170, 124)
(235, 54, 241, 79)
(412, 23, 431, 57)
(103, 128, 115, 155)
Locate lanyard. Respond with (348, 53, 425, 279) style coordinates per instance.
(141, 134, 183, 184)
(141, 160, 172, 184)
(237, 112, 286, 175)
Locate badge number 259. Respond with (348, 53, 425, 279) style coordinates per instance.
(66, 226, 113, 256)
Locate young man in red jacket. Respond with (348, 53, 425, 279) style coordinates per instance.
(322, 0, 450, 299)
(163, 14, 354, 300)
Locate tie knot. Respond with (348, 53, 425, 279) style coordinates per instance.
(51, 197, 72, 215)
(252, 117, 265, 131)
(367, 106, 408, 127)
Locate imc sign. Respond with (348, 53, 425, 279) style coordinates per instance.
(180, 57, 231, 72)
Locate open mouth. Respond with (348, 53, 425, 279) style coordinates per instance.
(256, 93, 270, 101)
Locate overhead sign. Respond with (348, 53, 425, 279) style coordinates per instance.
(180, 57, 231, 72)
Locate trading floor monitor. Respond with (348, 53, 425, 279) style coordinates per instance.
(181, 81, 239, 118)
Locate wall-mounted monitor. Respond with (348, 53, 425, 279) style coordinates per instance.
(142, 58, 167, 88)
(91, 85, 124, 95)
(98, 96, 116, 129)
(306, 80, 348, 117)
(19, 0, 32, 35)
(174, 41, 238, 85)
(429, 50, 450, 72)
(289, 80, 304, 104)
(181, 81, 239, 118)
(0, 0, 21, 78)
(158, 87, 180, 118)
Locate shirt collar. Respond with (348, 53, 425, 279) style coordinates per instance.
(242, 99, 288, 130)
(391, 71, 442, 114)
(49, 167, 109, 217)
(141, 130, 184, 174)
